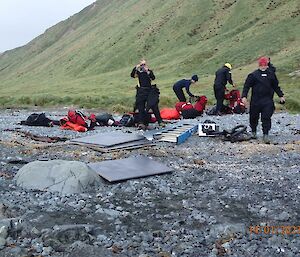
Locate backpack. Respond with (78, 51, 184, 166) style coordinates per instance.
(60, 109, 97, 130)
(225, 90, 246, 114)
(233, 102, 246, 114)
(21, 113, 53, 127)
(67, 110, 88, 127)
(175, 102, 194, 113)
(193, 96, 208, 113)
(66, 109, 97, 128)
(119, 114, 135, 127)
(131, 112, 156, 125)
(96, 113, 115, 126)
(160, 108, 180, 120)
(222, 125, 251, 142)
(206, 105, 232, 115)
(181, 108, 202, 119)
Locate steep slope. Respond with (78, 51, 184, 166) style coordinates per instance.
(0, 0, 299, 111)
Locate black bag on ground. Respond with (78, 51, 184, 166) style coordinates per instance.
(206, 105, 232, 115)
(222, 125, 252, 142)
(233, 104, 246, 114)
(96, 113, 115, 126)
(181, 108, 202, 119)
(20, 113, 53, 127)
(133, 112, 152, 125)
(119, 114, 135, 127)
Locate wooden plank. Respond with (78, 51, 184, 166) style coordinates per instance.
(160, 138, 177, 143)
(160, 124, 198, 144)
(161, 136, 177, 140)
(177, 124, 198, 144)
(161, 133, 182, 136)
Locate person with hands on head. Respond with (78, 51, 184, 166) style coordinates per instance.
(173, 75, 199, 102)
(242, 56, 285, 144)
(130, 59, 164, 130)
(131, 59, 155, 87)
(213, 63, 237, 115)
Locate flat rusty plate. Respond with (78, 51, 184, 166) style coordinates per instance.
(70, 131, 145, 147)
(89, 140, 155, 152)
(88, 156, 173, 182)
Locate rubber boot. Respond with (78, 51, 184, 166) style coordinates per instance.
(263, 134, 270, 144)
(251, 131, 257, 139)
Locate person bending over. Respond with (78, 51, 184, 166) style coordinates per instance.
(173, 75, 199, 102)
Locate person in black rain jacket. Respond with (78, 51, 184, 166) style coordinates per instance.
(242, 56, 285, 143)
(213, 63, 236, 115)
(131, 59, 163, 129)
(173, 75, 199, 102)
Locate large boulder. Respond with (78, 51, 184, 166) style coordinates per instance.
(15, 160, 101, 195)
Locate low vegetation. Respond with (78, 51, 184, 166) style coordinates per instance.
(0, 0, 299, 112)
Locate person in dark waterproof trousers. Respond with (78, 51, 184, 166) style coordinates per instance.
(242, 56, 285, 144)
(130, 59, 164, 129)
(213, 63, 236, 115)
(173, 75, 199, 102)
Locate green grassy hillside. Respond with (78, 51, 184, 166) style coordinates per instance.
(0, 0, 299, 112)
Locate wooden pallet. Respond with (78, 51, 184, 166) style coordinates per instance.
(154, 124, 198, 144)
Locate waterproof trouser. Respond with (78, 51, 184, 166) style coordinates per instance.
(250, 101, 275, 135)
(135, 87, 149, 125)
(173, 87, 186, 102)
(214, 85, 225, 113)
(135, 87, 162, 125)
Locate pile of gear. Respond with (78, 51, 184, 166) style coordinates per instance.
(160, 95, 208, 120)
(207, 89, 246, 115)
(199, 120, 252, 142)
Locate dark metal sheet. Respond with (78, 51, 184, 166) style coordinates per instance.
(88, 156, 173, 182)
(70, 131, 145, 147)
(85, 140, 155, 152)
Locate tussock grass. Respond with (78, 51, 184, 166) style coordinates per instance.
(0, 0, 299, 112)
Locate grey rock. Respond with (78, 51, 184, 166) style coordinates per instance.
(42, 246, 53, 256)
(5, 236, 16, 246)
(0, 225, 8, 249)
(42, 224, 95, 251)
(259, 206, 268, 216)
(276, 211, 290, 221)
(14, 160, 101, 195)
(0, 110, 299, 257)
(95, 208, 121, 218)
(0, 219, 12, 230)
(0, 246, 27, 257)
(97, 234, 108, 242)
(0, 238, 6, 250)
(209, 223, 245, 239)
(32, 242, 43, 253)
(65, 241, 126, 257)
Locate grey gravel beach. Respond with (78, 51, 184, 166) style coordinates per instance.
(0, 108, 299, 257)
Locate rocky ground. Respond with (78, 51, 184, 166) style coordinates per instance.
(0, 108, 299, 257)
